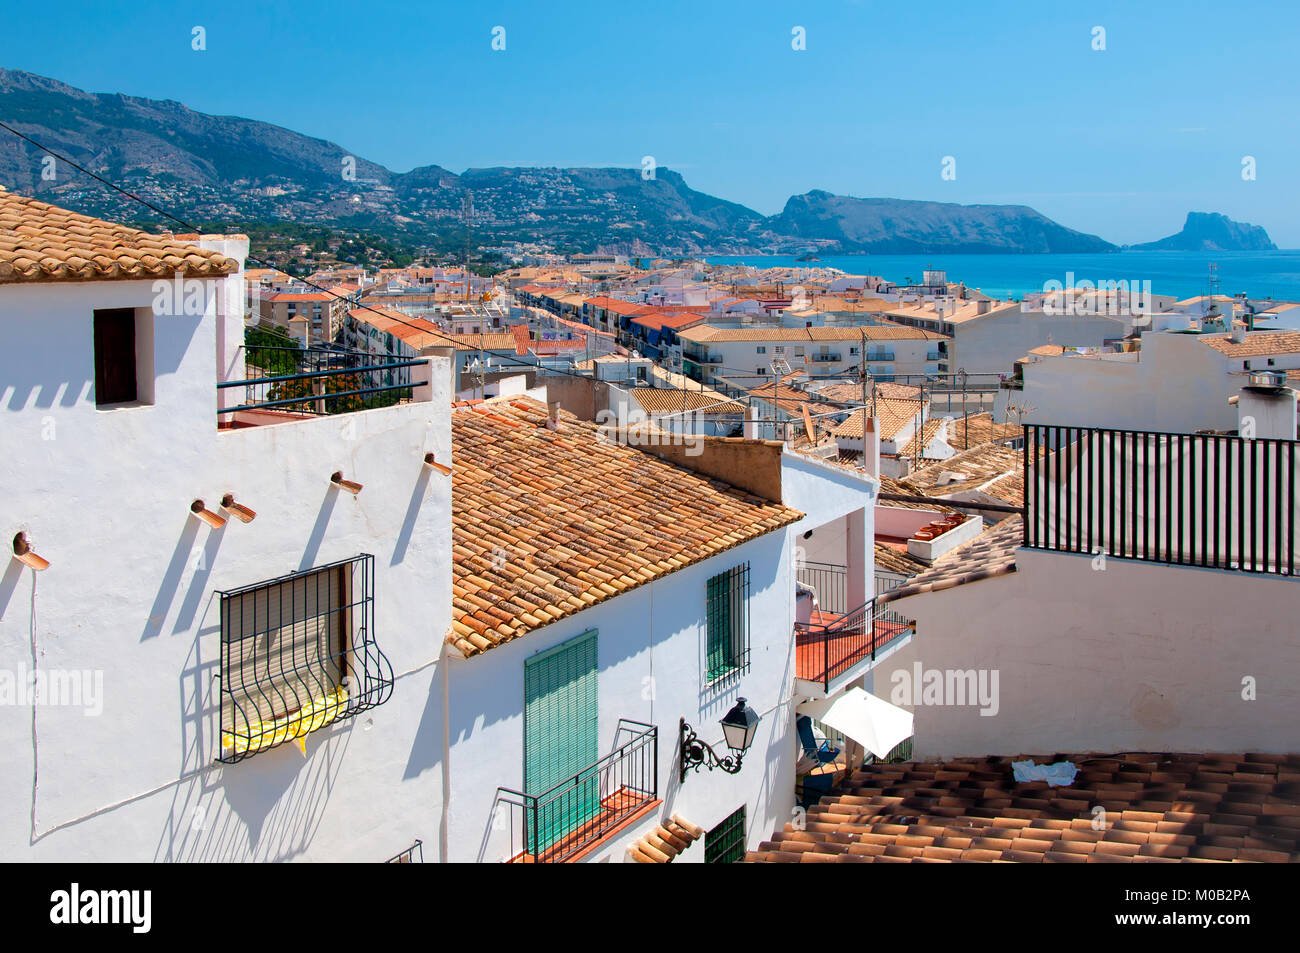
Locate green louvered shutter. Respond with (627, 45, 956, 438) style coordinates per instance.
(524, 630, 598, 855)
(706, 574, 730, 680)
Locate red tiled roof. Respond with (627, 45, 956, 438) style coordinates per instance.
(448, 399, 803, 657)
(748, 752, 1300, 863)
(0, 191, 238, 284)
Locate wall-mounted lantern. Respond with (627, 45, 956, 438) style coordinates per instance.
(679, 697, 761, 783)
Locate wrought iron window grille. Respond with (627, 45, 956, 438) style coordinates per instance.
(704, 563, 751, 686)
(217, 554, 393, 763)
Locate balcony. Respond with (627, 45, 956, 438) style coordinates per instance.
(865, 351, 895, 362)
(1024, 424, 1299, 576)
(497, 720, 658, 863)
(795, 561, 914, 694)
(926, 352, 943, 362)
(794, 598, 914, 694)
(218, 345, 426, 426)
(810, 352, 842, 363)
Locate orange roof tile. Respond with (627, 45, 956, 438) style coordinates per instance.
(448, 399, 802, 658)
(749, 751, 1300, 863)
(0, 191, 237, 284)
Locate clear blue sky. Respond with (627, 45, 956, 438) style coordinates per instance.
(4, 0, 1298, 245)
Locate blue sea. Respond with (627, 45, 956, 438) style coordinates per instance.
(705, 251, 1300, 308)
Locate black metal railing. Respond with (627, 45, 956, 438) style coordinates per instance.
(496, 720, 658, 863)
(796, 561, 848, 616)
(219, 345, 424, 417)
(1024, 424, 1298, 576)
(810, 353, 842, 363)
(794, 597, 914, 692)
(385, 840, 423, 863)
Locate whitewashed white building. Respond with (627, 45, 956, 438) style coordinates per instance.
(438, 405, 883, 862)
(0, 193, 453, 861)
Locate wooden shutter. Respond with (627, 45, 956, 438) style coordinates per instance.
(222, 565, 348, 732)
(523, 630, 598, 852)
(93, 308, 136, 405)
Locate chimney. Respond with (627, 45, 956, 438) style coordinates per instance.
(1231, 320, 1247, 343)
(743, 405, 759, 440)
(977, 299, 991, 315)
(862, 416, 880, 476)
(1235, 374, 1297, 440)
(546, 399, 562, 430)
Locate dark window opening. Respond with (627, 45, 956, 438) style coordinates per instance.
(93, 308, 137, 406)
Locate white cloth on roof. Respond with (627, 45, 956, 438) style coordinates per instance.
(1011, 759, 1078, 787)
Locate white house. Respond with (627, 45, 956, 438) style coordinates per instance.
(436, 401, 882, 862)
(0, 192, 454, 861)
(880, 422, 1300, 759)
(1017, 327, 1300, 435)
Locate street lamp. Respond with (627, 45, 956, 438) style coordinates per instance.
(679, 697, 761, 782)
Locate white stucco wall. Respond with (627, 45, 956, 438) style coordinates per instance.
(0, 277, 453, 861)
(953, 308, 1130, 377)
(1021, 331, 1299, 434)
(440, 531, 796, 863)
(884, 547, 1300, 759)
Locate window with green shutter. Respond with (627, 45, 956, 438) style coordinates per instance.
(523, 630, 599, 852)
(705, 564, 750, 684)
(705, 805, 747, 863)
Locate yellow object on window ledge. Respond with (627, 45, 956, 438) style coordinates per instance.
(222, 686, 350, 758)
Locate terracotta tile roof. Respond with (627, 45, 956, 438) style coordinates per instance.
(347, 308, 446, 349)
(897, 419, 947, 458)
(448, 399, 803, 657)
(1202, 330, 1300, 358)
(746, 382, 842, 418)
(628, 814, 704, 863)
(630, 388, 743, 414)
(442, 332, 523, 352)
(833, 397, 925, 442)
(880, 516, 1022, 603)
(679, 325, 946, 344)
(0, 191, 238, 284)
(874, 541, 929, 577)
(877, 476, 956, 511)
(942, 413, 1022, 452)
(901, 443, 1025, 499)
(748, 751, 1300, 862)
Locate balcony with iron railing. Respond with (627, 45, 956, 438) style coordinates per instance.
(1023, 424, 1298, 576)
(218, 345, 428, 426)
(810, 352, 842, 363)
(495, 720, 659, 863)
(795, 562, 915, 694)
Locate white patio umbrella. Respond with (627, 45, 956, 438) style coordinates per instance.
(797, 687, 913, 759)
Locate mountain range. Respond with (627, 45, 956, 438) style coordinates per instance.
(0, 69, 1275, 257)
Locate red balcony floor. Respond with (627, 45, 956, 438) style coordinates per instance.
(795, 612, 913, 685)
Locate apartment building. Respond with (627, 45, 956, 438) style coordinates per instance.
(260, 288, 354, 345)
(884, 297, 1133, 377)
(678, 325, 947, 385)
